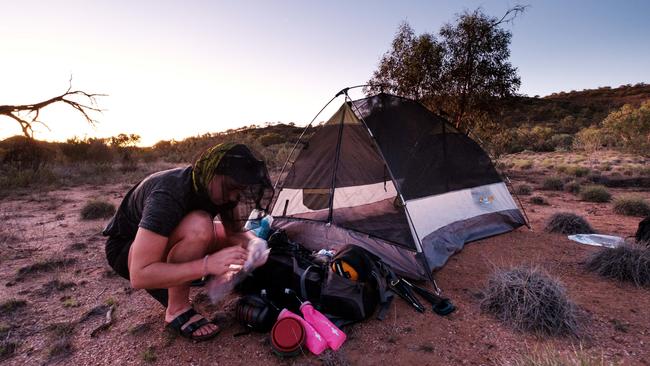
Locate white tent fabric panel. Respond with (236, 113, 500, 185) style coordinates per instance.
(406, 182, 518, 238)
(271, 181, 398, 217)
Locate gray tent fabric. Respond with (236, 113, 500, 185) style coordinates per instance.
(421, 209, 525, 269)
(272, 217, 428, 280)
(271, 93, 526, 280)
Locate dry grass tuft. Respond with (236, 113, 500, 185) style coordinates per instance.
(530, 196, 548, 205)
(66, 242, 87, 251)
(542, 176, 564, 191)
(579, 185, 611, 203)
(0, 340, 19, 361)
(507, 345, 605, 366)
(564, 181, 582, 194)
(586, 244, 650, 287)
(16, 257, 77, 280)
(545, 212, 595, 235)
(80, 200, 115, 220)
(142, 346, 157, 363)
(515, 184, 533, 195)
(46, 322, 76, 360)
(480, 266, 581, 337)
(567, 166, 591, 178)
(613, 196, 650, 217)
(0, 299, 27, 316)
(515, 159, 534, 170)
(319, 349, 351, 366)
(41, 279, 76, 294)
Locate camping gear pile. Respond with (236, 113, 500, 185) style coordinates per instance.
(229, 90, 526, 357)
(235, 228, 455, 357)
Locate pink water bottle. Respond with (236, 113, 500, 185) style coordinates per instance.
(277, 309, 328, 355)
(300, 302, 346, 350)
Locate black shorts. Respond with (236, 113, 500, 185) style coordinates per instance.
(105, 236, 169, 307)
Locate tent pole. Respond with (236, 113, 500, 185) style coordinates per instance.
(327, 105, 347, 224)
(344, 92, 436, 284)
(271, 94, 340, 210)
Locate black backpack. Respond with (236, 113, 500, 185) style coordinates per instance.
(320, 245, 393, 321)
(238, 230, 327, 310)
(239, 231, 392, 323)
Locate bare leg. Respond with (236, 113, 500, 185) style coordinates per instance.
(163, 210, 219, 337)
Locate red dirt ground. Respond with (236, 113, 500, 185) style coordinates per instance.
(1, 169, 649, 365)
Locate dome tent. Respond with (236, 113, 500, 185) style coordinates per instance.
(271, 91, 526, 281)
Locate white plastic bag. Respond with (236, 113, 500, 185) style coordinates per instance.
(207, 237, 270, 303)
(567, 234, 624, 248)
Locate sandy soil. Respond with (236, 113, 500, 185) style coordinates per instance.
(1, 161, 649, 365)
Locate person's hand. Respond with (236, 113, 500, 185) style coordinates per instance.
(205, 246, 248, 277)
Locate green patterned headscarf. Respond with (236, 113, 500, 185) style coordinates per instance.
(192, 142, 237, 195)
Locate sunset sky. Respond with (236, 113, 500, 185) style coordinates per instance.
(1, 0, 649, 146)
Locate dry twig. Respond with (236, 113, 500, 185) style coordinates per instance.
(0, 76, 105, 138)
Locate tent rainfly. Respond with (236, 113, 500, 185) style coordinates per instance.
(271, 92, 526, 281)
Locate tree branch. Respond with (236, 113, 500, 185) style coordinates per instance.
(0, 79, 106, 138)
(493, 4, 529, 26)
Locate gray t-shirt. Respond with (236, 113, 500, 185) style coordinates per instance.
(103, 166, 236, 248)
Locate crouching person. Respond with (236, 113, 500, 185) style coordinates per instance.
(102, 143, 273, 341)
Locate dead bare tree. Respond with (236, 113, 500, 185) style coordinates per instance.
(0, 78, 105, 138)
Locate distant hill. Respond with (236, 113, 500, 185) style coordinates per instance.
(2, 83, 649, 165)
(499, 83, 650, 132)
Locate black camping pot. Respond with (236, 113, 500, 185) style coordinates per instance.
(235, 295, 278, 332)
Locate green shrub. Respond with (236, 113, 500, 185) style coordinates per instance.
(542, 176, 564, 191)
(80, 200, 116, 220)
(573, 126, 606, 152)
(550, 134, 574, 151)
(60, 137, 114, 163)
(613, 197, 650, 216)
(579, 185, 611, 202)
(1, 136, 55, 170)
(601, 101, 650, 154)
(0, 166, 58, 190)
(257, 132, 285, 147)
(529, 126, 555, 152)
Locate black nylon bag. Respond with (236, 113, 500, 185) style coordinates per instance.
(320, 245, 383, 322)
(238, 230, 325, 306)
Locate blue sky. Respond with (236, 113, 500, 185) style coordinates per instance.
(1, 0, 648, 145)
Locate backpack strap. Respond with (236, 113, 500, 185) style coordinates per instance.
(374, 259, 427, 315)
(371, 270, 394, 320)
(370, 260, 397, 320)
(299, 264, 318, 300)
